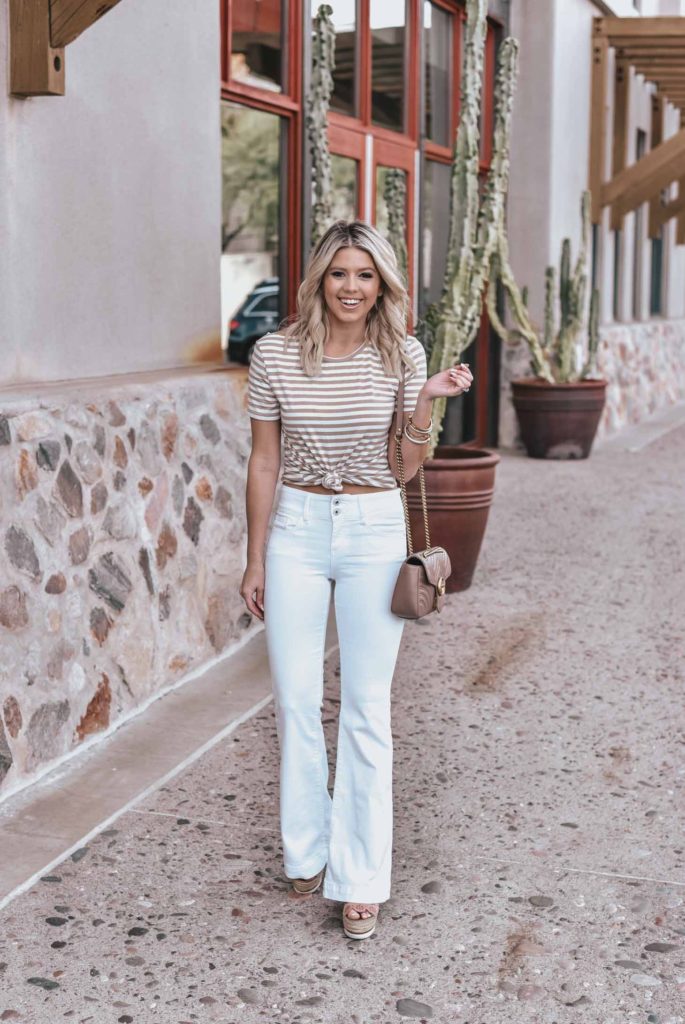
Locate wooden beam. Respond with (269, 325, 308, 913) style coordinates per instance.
(642, 71, 685, 81)
(9, 0, 64, 95)
(589, 25, 609, 224)
(604, 126, 685, 220)
(50, 0, 125, 48)
(616, 45, 685, 56)
(601, 17, 685, 39)
(612, 58, 630, 229)
(629, 62, 685, 71)
(618, 41, 685, 52)
(649, 94, 665, 238)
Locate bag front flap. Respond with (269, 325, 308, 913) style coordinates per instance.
(406, 547, 452, 586)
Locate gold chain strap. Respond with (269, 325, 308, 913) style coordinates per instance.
(395, 428, 431, 555)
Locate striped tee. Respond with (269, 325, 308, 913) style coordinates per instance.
(246, 332, 428, 491)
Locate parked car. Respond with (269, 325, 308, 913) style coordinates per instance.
(226, 277, 281, 364)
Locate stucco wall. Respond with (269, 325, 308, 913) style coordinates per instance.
(0, 0, 221, 386)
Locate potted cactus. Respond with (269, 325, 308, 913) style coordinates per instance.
(408, 0, 519, 591)
(487, 190, 607, 458)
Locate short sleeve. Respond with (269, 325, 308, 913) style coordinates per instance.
(247, 339, 281, 421)
(403, 337, 428, 414)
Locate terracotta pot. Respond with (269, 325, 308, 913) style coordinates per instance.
(405, 445, 500, 593)
(511, 377, 608, 459)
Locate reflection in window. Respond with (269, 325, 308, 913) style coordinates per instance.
(231, 0, 282, 92)
(424, 1, 452, 146)
(312, 0, 357, 116)
(331, 155, 358, 220)
(221, 103, 282, 353)
(249, 292, 279, 314)
(421, 160, 451, 311)
(311, 154, 358, 224)
(375, 165, 407, 246)
(370, 1, 406, 131)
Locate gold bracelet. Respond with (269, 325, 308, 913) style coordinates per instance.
(408, 415, 432, 434)
(405, 425, 430, 443)
(406, 421, 431, 440)
(403, 423, 431, 444)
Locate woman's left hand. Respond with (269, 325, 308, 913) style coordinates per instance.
(421, 362, 474, 400)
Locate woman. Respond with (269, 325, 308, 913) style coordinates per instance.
(240, 220, 473, 940)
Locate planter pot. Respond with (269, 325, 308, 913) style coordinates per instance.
(511, 377, 608, 459)
(405, 445, 500, 593)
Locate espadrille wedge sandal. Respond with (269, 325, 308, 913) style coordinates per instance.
(342, 902, 379, 939)
(290, 868, 325, 894)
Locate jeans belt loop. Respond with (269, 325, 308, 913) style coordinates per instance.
(357, 494, 367, 526)
(303, 493, 312, 523)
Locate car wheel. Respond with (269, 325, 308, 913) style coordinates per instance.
(245, 342, 257, 366)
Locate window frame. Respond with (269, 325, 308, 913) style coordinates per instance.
(221, 0, 303, 316)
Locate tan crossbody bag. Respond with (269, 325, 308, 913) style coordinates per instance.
(390, 367, 452, 618)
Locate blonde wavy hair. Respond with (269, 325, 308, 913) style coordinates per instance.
(281, 220, 417, 379)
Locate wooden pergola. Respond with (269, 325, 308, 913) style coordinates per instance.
(589, 16, 685, 244)
(9, 0, 124, 96)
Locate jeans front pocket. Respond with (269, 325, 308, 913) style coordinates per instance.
(272, 509, 305, 530)
(364, 511, 407, 535)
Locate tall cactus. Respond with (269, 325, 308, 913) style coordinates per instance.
(383, 168, 409, 287)
(488, 189, 597, 383)
(580, 286, 601, 378)
(420, 0, 520, 457)
(307, 4, 336, 248)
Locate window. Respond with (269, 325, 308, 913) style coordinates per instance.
(221, 103, 283, 347)
(222, 0, 301, 335)
(330, 154, 359, 219)
(370, 0, 407, 131)
(612, 229, 622, 320)
(312, 0, 357, 117)
(375, 165, 408, 241)
(650, 232, 663, 316)
(231, 0, 283, 92)
(632, 129, 647, 320)
(248, 292, 279, 314)
(421, 159, 451, 311)
(479, 21, 497, 164)
(311, 152, 359, 222)
(423, 2, 452, 147)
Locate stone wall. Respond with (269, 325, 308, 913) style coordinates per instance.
(498, 319, 685, 449)
(0, 369, 257, 798)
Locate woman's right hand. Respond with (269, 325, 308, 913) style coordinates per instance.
(240, 561, 265, 620)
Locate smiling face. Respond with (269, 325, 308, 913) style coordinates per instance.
(321, 246, 383, 331)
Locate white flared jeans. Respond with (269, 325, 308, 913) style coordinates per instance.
(263, 483, 408, 904)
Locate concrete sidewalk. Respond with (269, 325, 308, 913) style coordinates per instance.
(0, 411, 684, 1023)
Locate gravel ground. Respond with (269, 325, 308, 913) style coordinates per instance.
(0, 424, 683, 1024)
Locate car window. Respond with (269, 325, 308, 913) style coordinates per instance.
(247, 293, 279, 315)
